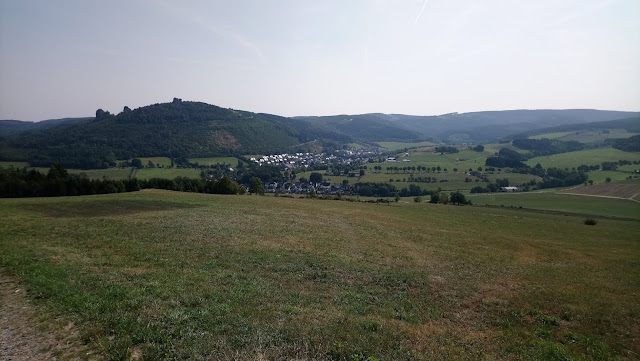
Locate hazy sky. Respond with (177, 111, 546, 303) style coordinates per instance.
(1, 0, 639, 121)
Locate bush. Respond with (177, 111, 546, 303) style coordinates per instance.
(584, 218, 597, 226)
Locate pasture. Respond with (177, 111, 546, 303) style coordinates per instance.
(467, 191, 640, 219)
(530, 129, 639, 143)
(189, 157, 240, 167)
(1, 190, 639, 360)
(525, 148, 640, 169)
(134, 168, 201, 180)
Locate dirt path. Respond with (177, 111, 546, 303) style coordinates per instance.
(0, 273, 96, 361)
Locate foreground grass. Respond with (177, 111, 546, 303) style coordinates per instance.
(1, 190, 639, 360)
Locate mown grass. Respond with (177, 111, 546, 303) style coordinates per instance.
(525, 148, 640, 169)
(530, 129, 639, 143)
(376, 141, 436, 151)
(189, 157, 240, 167)
(0, 161, 30, 168)
(1, 190, 639, 360)
(138, 157, 172, 168)
(468, 191, 640, 219)
(134, 168, 201, 180)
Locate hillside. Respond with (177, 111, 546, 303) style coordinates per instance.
(0, 100, 344, 169)
(0, 117, 89, 136)
(292, 113, 426, 143)
(0, 190, 638, 360)
(506, 116, 640, 140)
(305, 109, 639, 143)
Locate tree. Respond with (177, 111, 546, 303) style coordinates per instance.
(439, 192, 449, 204)
(359, 169, 365, 176)
(394, 193, 400, 202)
(131, 158, 143, 169)
(430, 193, 440, 204)
(605, 177, 612, 183)
(249, 177, 265, 195)
(310, 172, 323, 184)
(450, 191, 467, 205)
(473, 145, 485, 152)
(147, 160, 155, 168)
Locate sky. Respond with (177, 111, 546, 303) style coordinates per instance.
(1, 0, 639, 121)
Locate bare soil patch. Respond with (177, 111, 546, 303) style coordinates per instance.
(0, 273, 95, 361)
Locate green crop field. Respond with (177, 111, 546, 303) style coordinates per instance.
(525, 148, 640, 169)
(0, 161, 30, 168)
(376, 141, 436, 151)
(1, 190, 638, 360)
(530, 129, 639, 143)
(189, 157, 240, 167)
(134, 168, 201, 180)
(468, 191, 640, 219)
(138, 157, 172, 168)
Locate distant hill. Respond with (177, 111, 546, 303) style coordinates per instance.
(301, 109, 639, 143)
(292, 113, 426, 142)
(0, 100, 348, 169)
(0, 117, 89, 135)
(505, 116, 640, 140)
(2, 101, 637, 169)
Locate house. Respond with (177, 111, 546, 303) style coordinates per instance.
(386, 157, 397, 162)
(501, 186, 520, 192)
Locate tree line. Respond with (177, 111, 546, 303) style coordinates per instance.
(0, 165, 245, 198)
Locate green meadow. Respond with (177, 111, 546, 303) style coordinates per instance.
(189, 157, 240, 167)
(1, 190, 638, 360)
(134, 168, 201, 180)
(468, 191, 640, 219)
(525, 148, 640, 169)
(530, 129, 639, 143)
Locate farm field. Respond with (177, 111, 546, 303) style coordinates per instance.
(558, 180, 640, 200)
(189, 157, 240, 167)
(27, 167, 133, 180)
(376, 141, 436, 151)
(0, 190, 638, 360)
(0, 161, 29, 168)
(298, 168, 540, 193)
(138, 157, 172, 168)
(530, 129, 639, 143)
(525, 148, 640, 169)
(468, 191, 640, 219)
(134, 167, 201, 180)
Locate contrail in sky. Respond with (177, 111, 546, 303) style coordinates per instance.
(415, 0, 429, 24)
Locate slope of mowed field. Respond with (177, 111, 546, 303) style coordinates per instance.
(530, 129, 639, 142)
(1, 190, 639, 360)
(134, 167, 201, 180)
(468, 191, 640, 219)
(559, 181, 640, 199)
(189, 157, 239, 167)
(376, 141, 436, 151)
(0, 161, 30, 168)
(525, 148, 640, 169)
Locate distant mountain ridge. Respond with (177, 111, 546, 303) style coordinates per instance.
(1, 100, 638, 169)
(307, 109, 640, 143)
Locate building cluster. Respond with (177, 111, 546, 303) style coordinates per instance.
(263, 181, 351, 195)
(250, 148, 380, 168)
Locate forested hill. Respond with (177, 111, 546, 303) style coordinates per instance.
(0, 99, 341, 169)
(301, 109, 639, 143)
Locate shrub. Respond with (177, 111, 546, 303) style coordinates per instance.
(584, 218, 597, 226)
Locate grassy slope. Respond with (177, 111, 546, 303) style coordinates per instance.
(1, 190, 639, 360)
(525, 148, 640, 169)
(134, 168, 201, 180)
(468, 191, 640, 219)
(189, 157, 239, 167)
